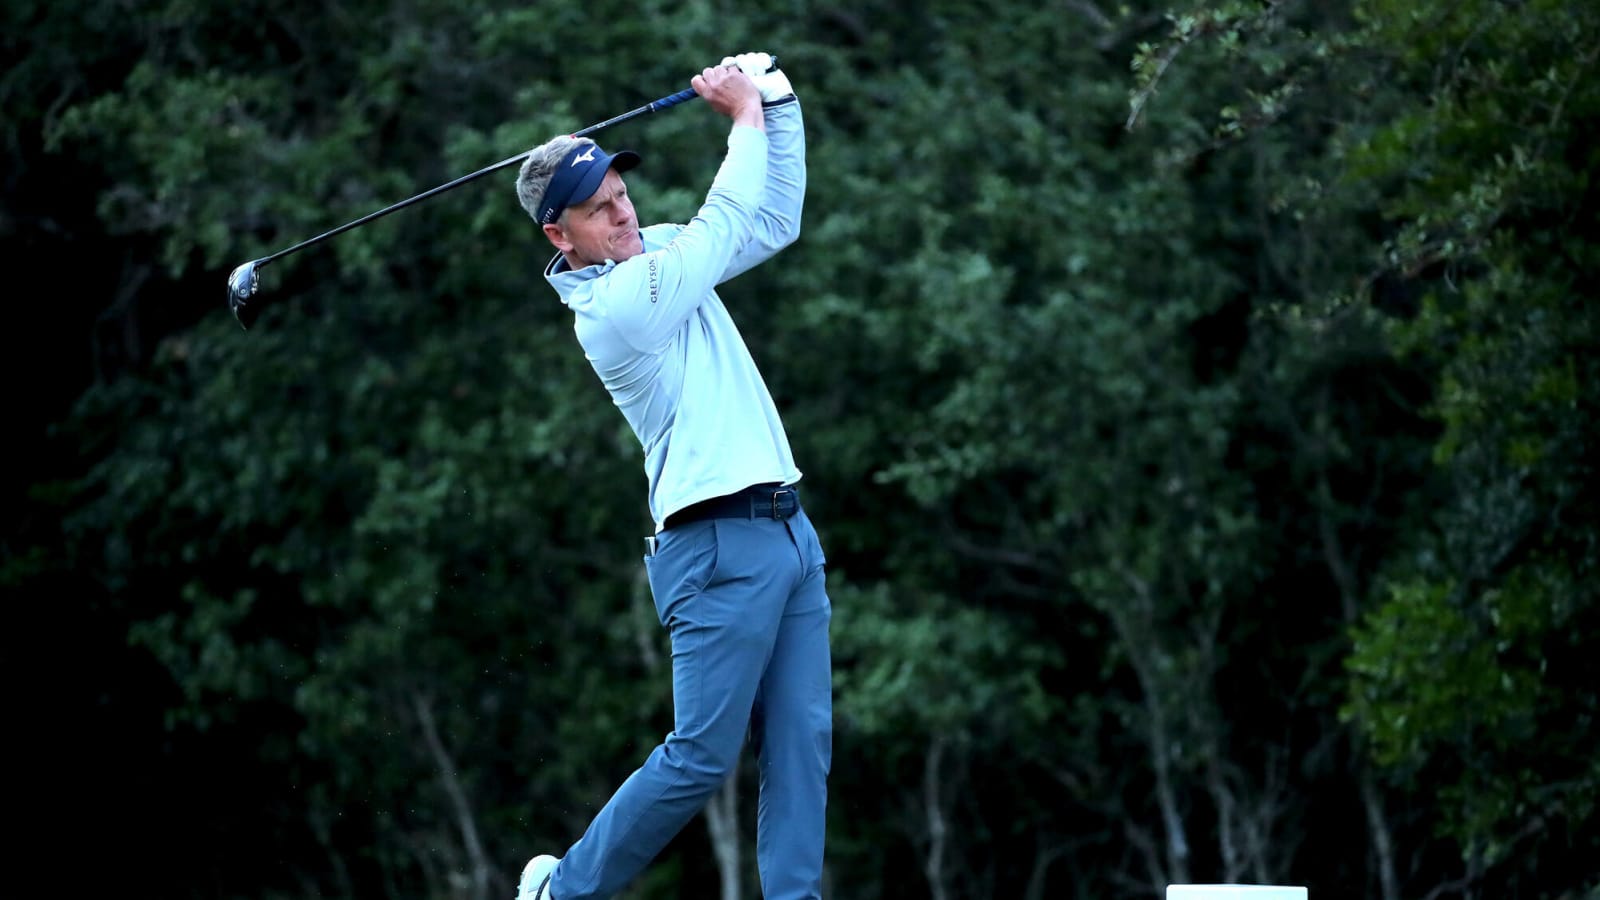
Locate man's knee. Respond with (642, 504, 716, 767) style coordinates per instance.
(663, 733, 742, 791)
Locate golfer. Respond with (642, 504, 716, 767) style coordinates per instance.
(512, 54, 831, 900)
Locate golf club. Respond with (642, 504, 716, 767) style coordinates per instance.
(226, 59, 775, 329)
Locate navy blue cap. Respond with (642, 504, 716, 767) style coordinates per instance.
(536, 142, 642, 225)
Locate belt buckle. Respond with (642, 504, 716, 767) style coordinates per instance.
(770, 487, 795, 520)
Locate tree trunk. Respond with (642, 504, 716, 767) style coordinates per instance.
(705, 775, 742, 900)
(923, 734, 951, 900)
(412, 691, 496, 900)
(1360, 771, 1400, 900)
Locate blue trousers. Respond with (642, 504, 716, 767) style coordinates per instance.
(550, 506, 833, 900)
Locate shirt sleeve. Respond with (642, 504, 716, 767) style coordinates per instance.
(718, 99, 805, 284)
(593, 125, 769, 353)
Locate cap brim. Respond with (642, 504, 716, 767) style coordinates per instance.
(568, 149, 643, 209)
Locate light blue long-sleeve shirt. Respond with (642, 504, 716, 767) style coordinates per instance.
(544, 100, 806, 531)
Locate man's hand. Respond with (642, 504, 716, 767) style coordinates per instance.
(720, 51, 795, 104)
(692, 65, 764, 129)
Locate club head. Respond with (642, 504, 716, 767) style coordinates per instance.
(228, 259, 263, 330)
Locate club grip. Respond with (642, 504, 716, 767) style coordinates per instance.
(652, 88, 698, 110)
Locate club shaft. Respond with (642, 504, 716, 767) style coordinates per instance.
(257, 87, 701, 267)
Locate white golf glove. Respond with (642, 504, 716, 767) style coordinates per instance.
(720, 51, 795, 104)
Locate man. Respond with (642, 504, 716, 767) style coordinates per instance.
(511, 54, 831, 900)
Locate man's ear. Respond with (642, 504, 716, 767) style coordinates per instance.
(542, 221, 573, 253)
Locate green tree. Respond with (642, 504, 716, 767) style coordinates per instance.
(1133, 0, 1600, 894)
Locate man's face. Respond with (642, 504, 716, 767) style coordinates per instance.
(543, 168, 642, 267)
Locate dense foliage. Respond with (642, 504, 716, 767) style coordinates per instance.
(6, 0, 1595, 897)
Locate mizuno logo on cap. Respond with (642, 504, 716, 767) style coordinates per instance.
(571, 147, 597, 166)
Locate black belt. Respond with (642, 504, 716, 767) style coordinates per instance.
(664, 483, 800, 529)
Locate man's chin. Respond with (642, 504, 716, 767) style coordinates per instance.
(613, 238, 644, 261)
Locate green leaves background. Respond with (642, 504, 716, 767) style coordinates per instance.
(6, 0, 1596, 897)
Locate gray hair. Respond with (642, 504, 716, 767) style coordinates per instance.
(515, 135, 593, 225)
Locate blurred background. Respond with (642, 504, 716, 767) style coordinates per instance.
(3, 0, 1596, 897)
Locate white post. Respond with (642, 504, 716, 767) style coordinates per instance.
(1167, 887, 1308, 900)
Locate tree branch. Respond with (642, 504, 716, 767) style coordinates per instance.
(412, 690, 497, 900)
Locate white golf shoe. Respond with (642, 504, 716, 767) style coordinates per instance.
(516, 854, 558, 900)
